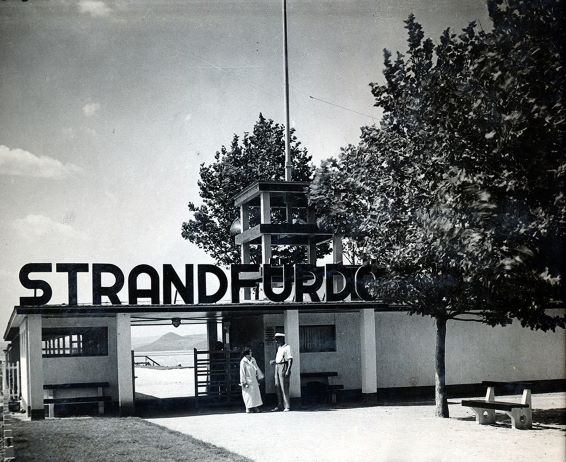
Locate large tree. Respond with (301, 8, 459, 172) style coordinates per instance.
(182, 113, 315, 266)
(309, 0, 565, 417)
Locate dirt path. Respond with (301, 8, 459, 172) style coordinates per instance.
(148, 392, 566, 462)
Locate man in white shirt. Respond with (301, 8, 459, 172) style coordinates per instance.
(270, 332, 293, 411)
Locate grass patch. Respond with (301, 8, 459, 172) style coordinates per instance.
(13, 416, 252, 462)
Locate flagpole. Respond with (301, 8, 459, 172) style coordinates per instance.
(282, 0, 292, 182)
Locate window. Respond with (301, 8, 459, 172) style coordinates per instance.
(42, 327, 108, 357)
(300, 325, 336, 353)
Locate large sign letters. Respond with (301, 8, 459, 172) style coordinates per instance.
(18, 262, 379, 306)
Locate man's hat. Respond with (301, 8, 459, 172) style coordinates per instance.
(274, 333, 285, 338)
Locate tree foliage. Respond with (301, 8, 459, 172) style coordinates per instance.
(309, 0, 565, 416)
(182, 114, 314, 266)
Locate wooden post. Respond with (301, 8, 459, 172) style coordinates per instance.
(241, 204, 251, 300)
(260, 191, 272, 264)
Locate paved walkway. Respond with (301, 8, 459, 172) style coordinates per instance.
(147, 393, 565, 462)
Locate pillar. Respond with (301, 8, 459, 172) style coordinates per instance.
(260, 192, 272, 301)
(260, 191, 272, 264)
(240, 204, 252, 300)
(332, 234, 343, 263)
(116, 313, 134, 416)
(359, 309, 378, 396)
(284, 309, 301, 399)
(207, 319, 218, 350)
(20, 315, 44, 419)
(332, 234, 345, 294)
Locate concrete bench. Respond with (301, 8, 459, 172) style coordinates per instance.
(301, 372, 343, 404)
(43, 382, 110, 418)
(461, 381, 533, 430)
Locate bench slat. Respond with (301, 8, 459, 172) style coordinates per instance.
(44, 396, 111, 405)
(328, 385, 344, 390)
(461, 399, 529, 411)
(301, 372, 338, 378)
(482, 381, 533, 387)
(44, 382, 109, 390)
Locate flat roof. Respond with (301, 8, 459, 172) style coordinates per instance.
(4, 300, 398, 340)
(233, 181, 311, 207)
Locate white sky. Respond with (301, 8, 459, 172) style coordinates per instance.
(0, 0, 490, 337)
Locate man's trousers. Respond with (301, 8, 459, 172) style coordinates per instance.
(274, 363, 291, 410)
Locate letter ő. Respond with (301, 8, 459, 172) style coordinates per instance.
(231, 264, 260, 303)
(325, 264, 354, 302)
(355, 265, 378, 301)
(263, 264, 293, 302)
(56, 263, 88, 305)
(92, 263, 124, 305)
(163, 264, 194, 304)
(294, 264, 324, 303)
(197, 264, 228, 304)
(128, 264, 160, 304)
(19, 263, 53, 306)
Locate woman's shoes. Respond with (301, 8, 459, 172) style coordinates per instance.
(246, 407, 262, 413)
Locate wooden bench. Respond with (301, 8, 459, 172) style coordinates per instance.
(43, 382, 111, 418)
(301, 372, 344, 404)
(461, 381, 533, 430)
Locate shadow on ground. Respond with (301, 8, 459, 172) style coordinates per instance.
(134, 394, 448, 418)
(455, 407, 566, 431)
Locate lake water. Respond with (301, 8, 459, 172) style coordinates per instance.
(135, 350, 195, 368)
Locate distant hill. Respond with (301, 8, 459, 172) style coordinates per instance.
(136, 332, 208, 352)
(131, 335, 162, 349)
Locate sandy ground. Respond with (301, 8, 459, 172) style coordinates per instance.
(147, 392, 566, 462)
(134, 367, 195, 398)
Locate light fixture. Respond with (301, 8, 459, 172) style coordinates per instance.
(229, 217, 242, 236)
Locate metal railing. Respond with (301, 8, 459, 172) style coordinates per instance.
(133, 355, 161, 367)
(2, 361, 20, 401)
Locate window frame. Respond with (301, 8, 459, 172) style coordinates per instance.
(299, 324, 337, 353)
(42, 327, 108, 358)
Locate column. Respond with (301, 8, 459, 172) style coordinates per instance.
(359, 309, 378, 396)
(240, 204, 251, 300)
(284, 309, 301, 399)
(116, 313, 134, 416)
(332, 234, 345, 293)
(21, 315, 44, 419)
(260, 192, 271, 301)
(306, 207, 317, 265)
(260, 191, 272, 264)
(207, 319, 218, 350)
(18, 321, 28, 414)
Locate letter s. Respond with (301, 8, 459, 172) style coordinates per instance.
(19, 263, 53, 306)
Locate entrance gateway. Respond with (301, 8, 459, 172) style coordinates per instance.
(3, 180, 389, 419)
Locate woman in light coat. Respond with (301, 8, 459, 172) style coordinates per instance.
(239, 348, 264, 413)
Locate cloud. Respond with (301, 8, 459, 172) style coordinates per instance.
(78, 0, 111, 17)
(61, 127, 76, 139)
(12, 215, 88, 241)
(0, 145, 82, 179)
(184, 114, 192, 123)
(82, 127, 98, 137)
(82, 102, 100, 117)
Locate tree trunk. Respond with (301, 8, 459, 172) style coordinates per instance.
(435, 316, 449, 418)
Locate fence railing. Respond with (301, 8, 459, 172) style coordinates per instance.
(3, 361, 20, 401)
(133, 355, 161, 367)
(193, 349, 241, 407)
